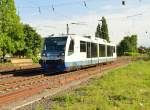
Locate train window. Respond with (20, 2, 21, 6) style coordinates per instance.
(91, 43, 98, 58)
(80, 41, 86, 52)
(68, 39, 74, 56)
(87, 42, 91, 58)
(113, 46, 116, 53)
(99, 44, 106, 57)
(44, 37, 67, 52)
(107, 46, 113, 57)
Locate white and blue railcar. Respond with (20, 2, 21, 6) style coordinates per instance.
(41, 35, 117, 74)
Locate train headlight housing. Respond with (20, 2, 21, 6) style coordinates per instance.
(58, 52, 65, 58)
(42, 53, 47, 57)
(61, 52, 65, 56)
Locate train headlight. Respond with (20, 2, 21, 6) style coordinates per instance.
(42, 53, 45, 56)
(42, 53, 47, 57)
(57, 53, 65, 58)
(61, 53, 65, 56)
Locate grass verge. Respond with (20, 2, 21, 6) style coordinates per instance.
(38, 60, 150, 110)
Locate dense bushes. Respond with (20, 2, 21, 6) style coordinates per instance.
(124, 52, 140, 56)
(147, 49, 150, 59)
(32, 56, 40, 63)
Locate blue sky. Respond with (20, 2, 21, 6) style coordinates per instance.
(15, 0, 148, 22)
(14, 0, 150, 47)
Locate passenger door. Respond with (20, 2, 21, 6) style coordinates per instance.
(87, 42, 92, 65)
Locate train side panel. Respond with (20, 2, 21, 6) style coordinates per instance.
(64, 36, 117, 71)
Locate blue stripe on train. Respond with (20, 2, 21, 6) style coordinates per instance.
(43, 58, 116, 74)
(65, 58, 112, 68)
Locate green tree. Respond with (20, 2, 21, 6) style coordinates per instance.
(117, 35, 138, 56)
(95, 24, 102, 38)
(101, 17, 109, 42)
(0, 0, 25, 57)
(147, 48, 150, 59)
(117, 36, 131, 55)
(130, 35, 137, 52)
(0, 33, 13, 58)
(20, 24, 42, 57)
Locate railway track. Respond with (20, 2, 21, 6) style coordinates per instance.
(0, 58, 132, 108)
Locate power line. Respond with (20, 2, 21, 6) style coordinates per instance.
(16, 0, 91, 19)
(16, 0, 147, 17)
(16, 0, 90, 9)
(127, 13, 143, 18)
(14, 0, 150, 32)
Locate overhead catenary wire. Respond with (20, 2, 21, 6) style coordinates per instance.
(16, 0, 90, 15)
(16, 0, 91, 9)
(52, 5, 55, 12)
(14, 0, 150, 36)
(15, 0, 147, 18)
(83, 1, 87, 8)
(127, 13, 143, 18)
(15, 0, 150, 25)
(15, 0, 142, 9)
(38, 7, 41, 14)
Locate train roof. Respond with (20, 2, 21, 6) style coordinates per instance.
(46, 34, 116, 46)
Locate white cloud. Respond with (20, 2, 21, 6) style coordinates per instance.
(24, 4, 150, 47)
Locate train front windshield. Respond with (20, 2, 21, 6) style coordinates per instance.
(43, 37, 67, 56)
